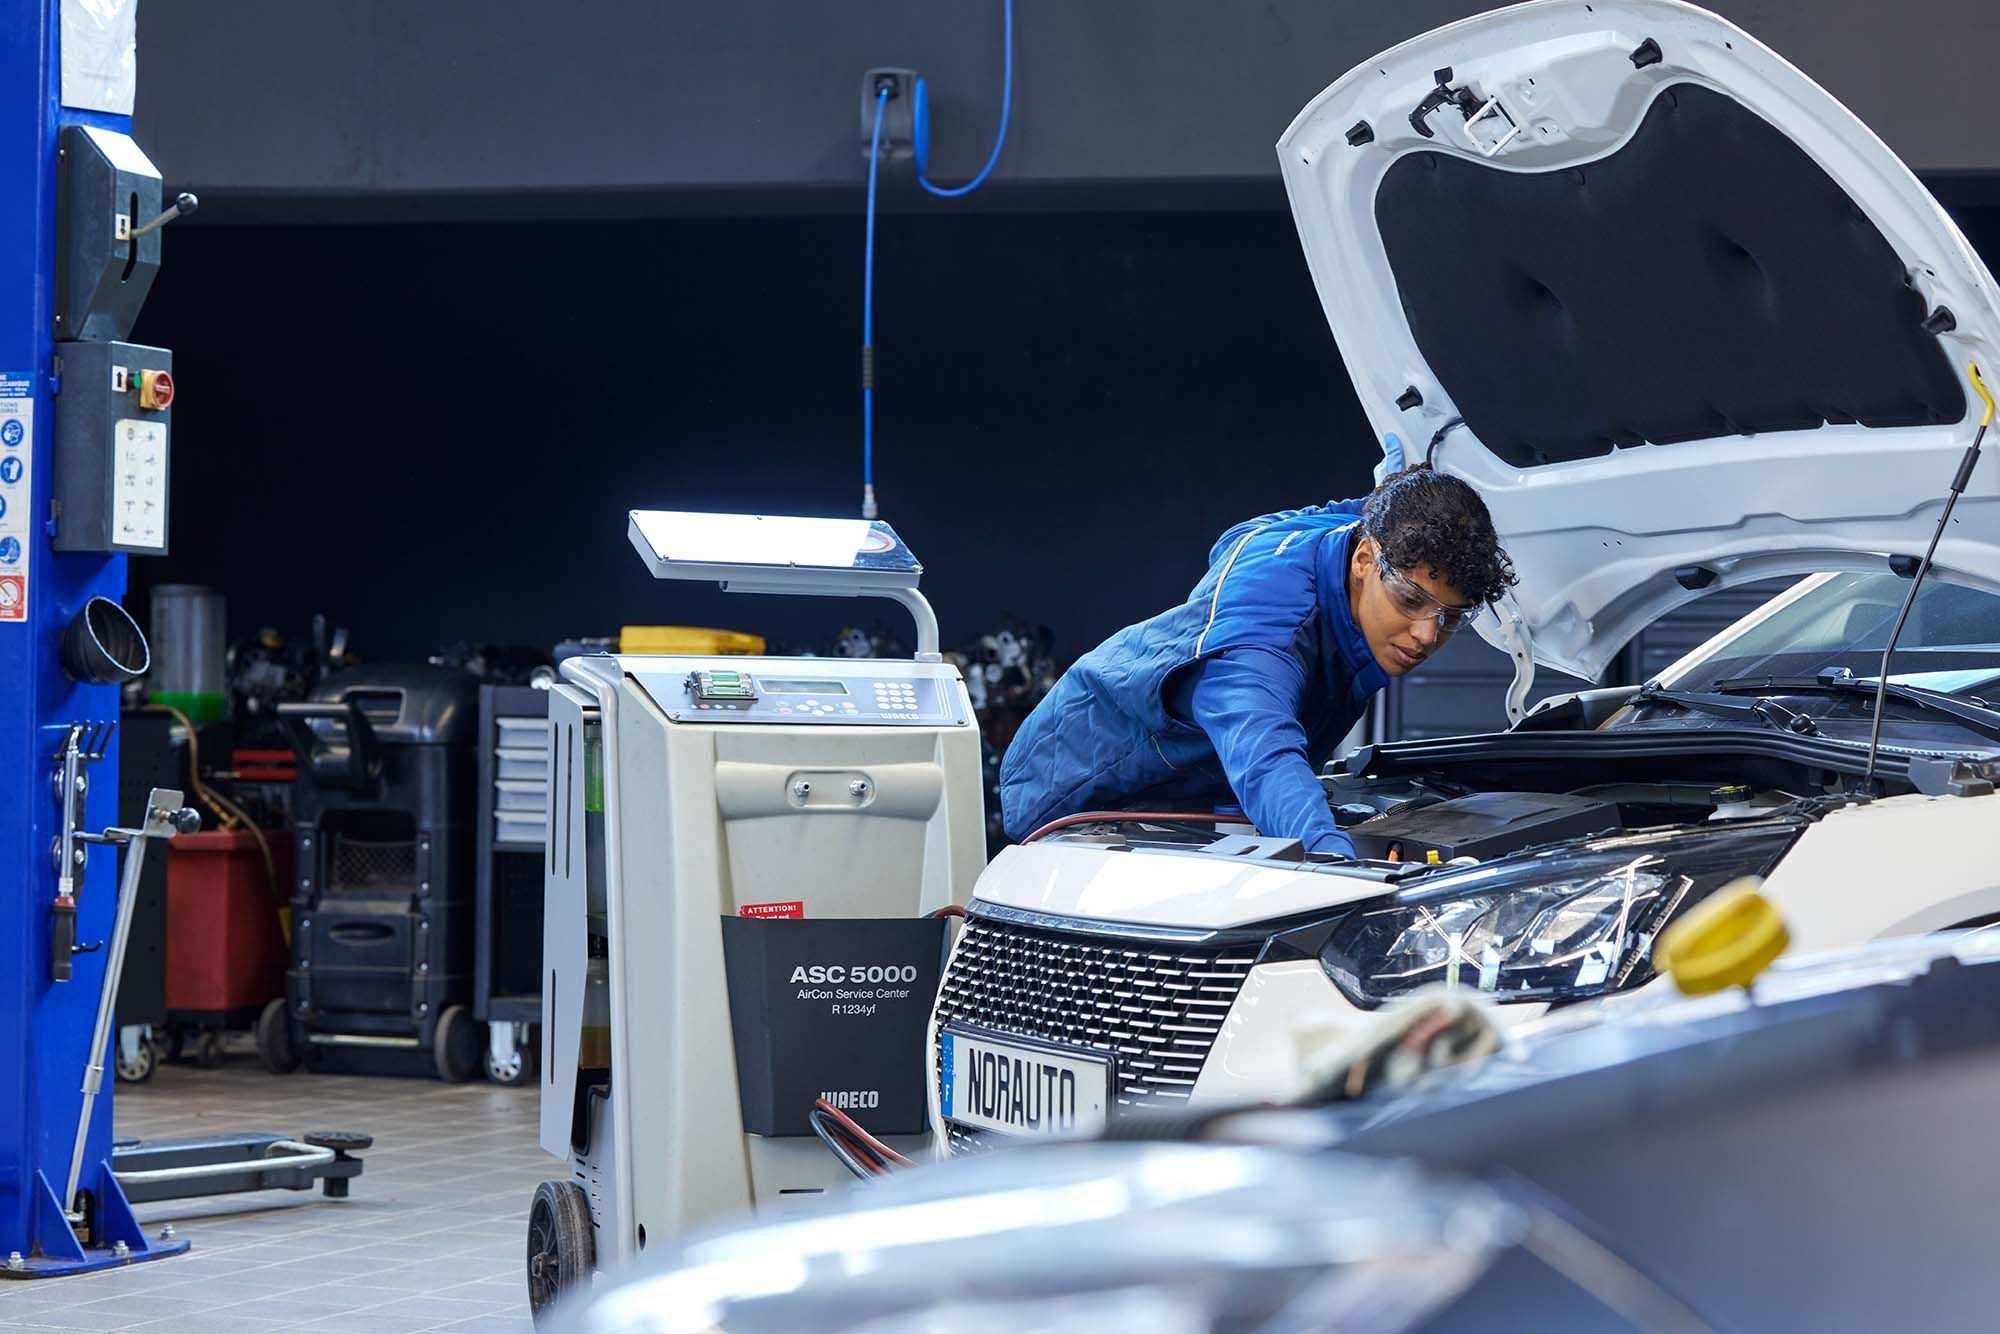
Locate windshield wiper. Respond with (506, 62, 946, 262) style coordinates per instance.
(1709, 672, 2000, 744)
(1632, 683, 1821, 736)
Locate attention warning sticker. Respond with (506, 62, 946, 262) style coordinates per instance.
(739, 901, 805, 920)
(0, 374, 30, 624)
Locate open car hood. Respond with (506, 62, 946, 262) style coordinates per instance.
(1279, 0, 2000, 684)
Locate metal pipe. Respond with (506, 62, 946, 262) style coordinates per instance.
(886, 587, 942, 661)
(54, 726, 83, 903)
(112, 1140, 333, 1187)
(63, 804, 163, 1214)
(305, 1033, 421, 1049)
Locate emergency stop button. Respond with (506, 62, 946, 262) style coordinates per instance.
(137, 369, 174, 411)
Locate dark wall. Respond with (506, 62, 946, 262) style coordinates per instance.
(127, 194, 2000, 668)
(136, 0, 2000, 219)
(129, 210, 1379, 662)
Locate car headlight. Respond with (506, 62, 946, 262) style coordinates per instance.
(1318, 825, 1799, 1008)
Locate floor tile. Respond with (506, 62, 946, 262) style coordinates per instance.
(0, 1057, 547, 1333)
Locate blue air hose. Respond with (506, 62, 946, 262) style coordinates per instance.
(863, 85, 889, 519)
(861, 0, 1016, 517)
(916, 0, 1015, 198)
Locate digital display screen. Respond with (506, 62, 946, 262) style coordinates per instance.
(759, 679, 850, 696)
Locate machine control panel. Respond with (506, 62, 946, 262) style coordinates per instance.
(51, 340, 172, 553)
(632, 658, 968, 727)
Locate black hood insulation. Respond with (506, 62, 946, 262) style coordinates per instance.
(1375, 82, 1965, 467)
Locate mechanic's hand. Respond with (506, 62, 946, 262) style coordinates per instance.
(1308, 828, 1358, 860)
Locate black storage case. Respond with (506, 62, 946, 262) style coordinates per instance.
(280, 664, 481, 1079)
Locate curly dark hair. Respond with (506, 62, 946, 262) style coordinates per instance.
(1361, 465, 1517, 605)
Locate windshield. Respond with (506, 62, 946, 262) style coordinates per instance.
(1671, 573, 2000, 696)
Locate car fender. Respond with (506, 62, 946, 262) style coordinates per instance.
(1758, 793, 2000, 949)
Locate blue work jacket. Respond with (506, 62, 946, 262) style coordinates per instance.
(1000, 499, 1388, 850)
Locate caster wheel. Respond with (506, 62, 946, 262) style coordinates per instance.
(164, 1028, 185, 1063)
(526, 1180, 594, 1320)
(193, 1031, 223, 1069)
(433, 1005, 483, 1083)
(257, 998, 302, 1074)
(486, 1043, 538, 1087)
(116, 1040, 155, 1084)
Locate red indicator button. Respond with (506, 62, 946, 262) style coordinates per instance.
(137, 370, 174, 411)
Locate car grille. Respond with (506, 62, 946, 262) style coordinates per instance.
(933, 912, 1261, 1129)
(946, 1122, 999, 1157)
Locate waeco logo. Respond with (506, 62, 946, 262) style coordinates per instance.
(820, 1089, 880, 1109)
(788, 964, 919, 984)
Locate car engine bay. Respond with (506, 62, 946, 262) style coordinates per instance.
(1328, 776, 1809, 866)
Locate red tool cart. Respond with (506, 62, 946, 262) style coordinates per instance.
(162, 829, 290, 1065)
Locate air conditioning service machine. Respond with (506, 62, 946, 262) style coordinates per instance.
(527, 511, 984, 1315)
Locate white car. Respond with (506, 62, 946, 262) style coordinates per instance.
(929, 0, 2000, 1152)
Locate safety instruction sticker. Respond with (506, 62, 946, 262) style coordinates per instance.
(0, 374, 30, 623)
(112, 418, 166, 549)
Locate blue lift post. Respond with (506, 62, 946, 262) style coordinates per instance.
(0, 2, 189, 1276)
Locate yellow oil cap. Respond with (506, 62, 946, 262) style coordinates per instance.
(1653, 878, 1789, 995)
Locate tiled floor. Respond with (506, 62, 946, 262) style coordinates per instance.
(0, 1041, 547, 1331)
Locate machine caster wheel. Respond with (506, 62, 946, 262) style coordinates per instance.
(257, 999, 301, 1074)
(486, 1043, 538, 1087)
(433, 1005, 483, 1083)
(193, 1031, 223, 1069)
(116, 1040, 155, 1084)
(526, 1180, 594, 1321)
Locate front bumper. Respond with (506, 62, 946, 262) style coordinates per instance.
(926, 904, 1383, 1156)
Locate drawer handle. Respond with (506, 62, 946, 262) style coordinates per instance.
(328, 922, 395, 944)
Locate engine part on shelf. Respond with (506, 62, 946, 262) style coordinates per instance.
(828, 621, 910, 661)
(226, 613, 358, 748)
(426, 641, 553, 686)
(948, 616, 1057, 715)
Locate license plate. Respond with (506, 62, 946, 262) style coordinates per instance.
(940, 1029, 1110, 1139)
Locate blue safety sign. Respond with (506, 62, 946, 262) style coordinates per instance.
(0, 373, 29, 622)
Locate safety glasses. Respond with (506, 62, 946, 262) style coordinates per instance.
(1377, 558, 1480, 634)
